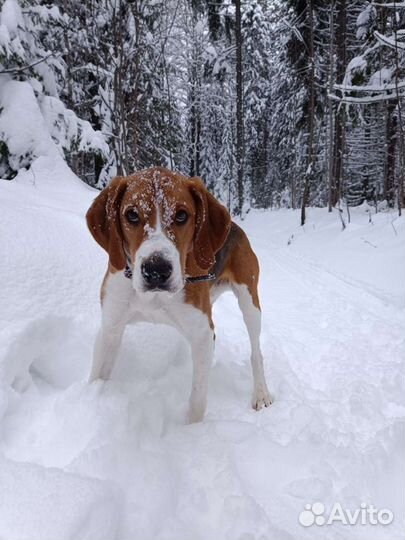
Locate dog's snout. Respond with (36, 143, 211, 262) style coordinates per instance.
(141, 253, 172, 289)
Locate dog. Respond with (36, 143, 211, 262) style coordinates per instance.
(86, 167, 271, 422)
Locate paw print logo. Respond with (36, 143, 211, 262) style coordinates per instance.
(298, 502, 326, 527)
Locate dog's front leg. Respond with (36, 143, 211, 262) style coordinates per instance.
(89, 321, 126, 382)
(187, 326, 215, 423)
(89, 275, 130, 382)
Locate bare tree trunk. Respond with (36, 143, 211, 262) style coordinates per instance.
(189, 4, 201, 177)
(301, 0, 315, 226)
(393, 1, 405, 215)
(384, 100, 397, 205)
(189, 76, 201, 177)
(328, 1, 335, 212)
(331, 0, 346, 207)
(235, 0, 244, 216)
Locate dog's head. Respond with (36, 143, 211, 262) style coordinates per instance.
(86, 167, 231, 294)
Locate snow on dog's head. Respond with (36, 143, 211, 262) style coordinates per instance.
(86, 167, 231, 294)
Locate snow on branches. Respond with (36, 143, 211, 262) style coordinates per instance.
(0, 0, 107, 179)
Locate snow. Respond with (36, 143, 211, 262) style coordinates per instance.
(0, 77, 107, 175)
(375, 30, 405, 50)
(356, 5, 375, 40)
(0, 0, 108, 177)
(0, 0, 25, 60)
(369, 67, 393, 87)
(343, 56, 368, 88)
(0, 158, 404, 539)
(0, 0, 23, 38)
(0, 77, 59, 170)
(0, 457, 119, 540)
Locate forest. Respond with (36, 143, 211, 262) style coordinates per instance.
(0, 0, 404, 223)
(1, 2, 405, 539)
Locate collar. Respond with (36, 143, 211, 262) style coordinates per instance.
(185, 272, 216, 284)
(123, 261, 215, 284)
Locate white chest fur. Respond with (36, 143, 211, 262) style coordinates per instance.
(102, 271, 209, 338)
(91, 269, 214, 423)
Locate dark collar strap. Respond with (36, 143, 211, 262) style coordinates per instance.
(185, 273, 216, 283)
(123, 263, 215, 284)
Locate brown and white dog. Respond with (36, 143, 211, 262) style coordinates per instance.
(86, 167, 271, 422)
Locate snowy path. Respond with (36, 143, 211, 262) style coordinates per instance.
(0, 160, 404, 540)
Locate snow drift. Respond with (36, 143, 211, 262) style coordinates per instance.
(0, 157, 404, 539)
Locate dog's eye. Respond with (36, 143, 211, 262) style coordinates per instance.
(126, 209, 140, 224)
(175, 210, 188, 225)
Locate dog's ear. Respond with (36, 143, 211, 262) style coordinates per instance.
(86, 177, 127, 270)
(188, 178, 231, 270)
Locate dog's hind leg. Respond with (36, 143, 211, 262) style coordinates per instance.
(232, 282, 272, 410)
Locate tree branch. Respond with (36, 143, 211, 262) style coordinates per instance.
(0, 53, 55, 75)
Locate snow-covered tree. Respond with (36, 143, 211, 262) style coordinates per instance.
(0, 0, 107, 179)
(242, 0, 272, 208)
(332, 1, 405, 209)
(1, 0, 404, 215)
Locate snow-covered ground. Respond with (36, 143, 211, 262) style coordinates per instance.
(0, 157, 404, 540)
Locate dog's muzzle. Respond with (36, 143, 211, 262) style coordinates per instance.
(141, 252, 173, 290)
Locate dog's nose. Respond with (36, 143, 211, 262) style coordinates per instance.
(141, 253, 172, 288)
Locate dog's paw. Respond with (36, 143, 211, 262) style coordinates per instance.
(187, 399, 206, 423)
(252, 386, 273, 411)
(187, 407, 205, 424)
